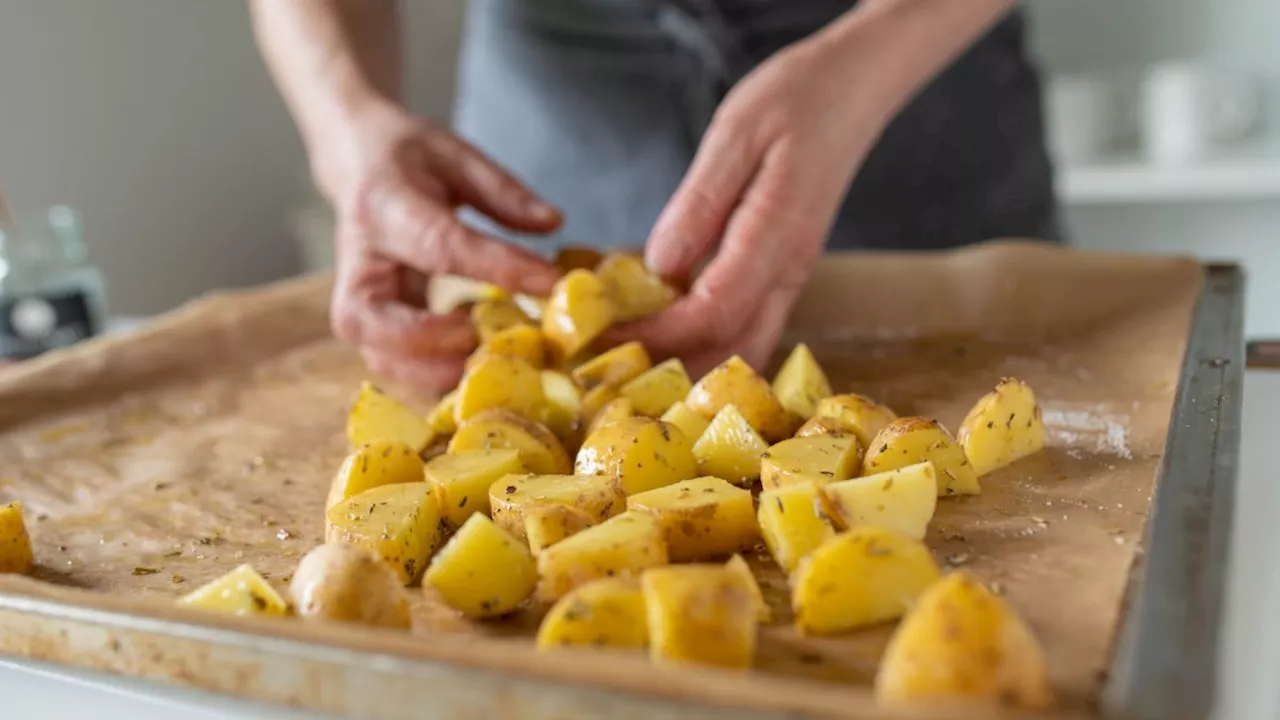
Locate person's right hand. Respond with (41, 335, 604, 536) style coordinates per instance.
(314, 100, 563, 393)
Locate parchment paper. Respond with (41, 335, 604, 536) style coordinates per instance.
(0, 240, 1203, 716)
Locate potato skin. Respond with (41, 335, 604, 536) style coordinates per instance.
(448, 409, 572, 475)
(813, 393, 898, 449)
(489, 473, 626, 541)
(575, 417, 698, 495)
(626, 477, 758, 562)
(862, 417, 980, 497)
(289, 544, 412, 629)
(541, 269, 617, 363)
(570, 341, 651, 392)
(686, 356, 800, 443)
(0, 501, 34, 575)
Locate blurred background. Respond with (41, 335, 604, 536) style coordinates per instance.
(0, 0, 1277, 337)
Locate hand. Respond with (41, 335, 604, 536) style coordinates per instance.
(318, 100, 563, 393)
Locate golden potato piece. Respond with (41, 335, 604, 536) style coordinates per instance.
(823, 461, 938, 540)
(536, 577, 648, 651)
(570, 341, 651, 392)
(525, 503, 596, 554)
(877, 572, 1053, 709)
(957, 378, 1046, 477)
(466, 324, 547, 370)
(794, 415, 849, 438)
(596, 253, 678, 322)
(448, 409, 572, 475)
(326, 440, 425, 509)
(426, 514, 537, 619)
(627, 477, 758, 562)
(863, 417, 979, 497)
(726, 554, 771, 623)
(660, 401, 709, 444)
(792, 528, 940, 635)
(538, 370, 584, 449)
(537, 511, 668, 602)
(454, 354, 546, 424)
(692, 405, 769, 486)
(814, 393, 898, 449)
(583, 396, 634, 440)
(771, 343, 832, 419)
(288, 544, 412, 629)
(0, 501, 34, 575)
(179, 564, 288, 617)
(324, 483, 445, 585)
(687, 356, 800, 443)
(489, 474, 626, 541)
(576, 417, 698, 495)
(512, 293, 547, 323)
(542, 269, 617, 362)
(759, 435, 860, 492)
(579, 384, 620, 427)
(425, 390, 459, 437)
(618, 358, 692, 417)
(471, 298, 532, 341)
(757, 484, 834, 574)
(424, 448, 525, 530)
(347, 382, 434, 452)
(642, 564, 757, 669)
(554, 246, 606, 274)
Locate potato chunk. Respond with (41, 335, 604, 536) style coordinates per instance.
(692, 405, 769, 486)
(347, 382, 433, 452)
(771, 343, 832, 419)
(877, 572, 1053, 710)
(660, 401, 709, 444)
(524, 503, 596, 554)
(454, 354, 546, 424)
(757, 484, 834, 574)
(863, 417, 979, 497)
(424, 448, 525, 529)
(957, 378, 1046, 477)
(642, 564, 757, 669)
(542, 269, 617, 362)
(618, 359, 692, 418)
(326, 440, 425, 509)
(794, 415, 848, 438)
(583, 396, 633, 439)
(0, 501, 34, 575)
(466, 324, 547, 370)
(489, 474, 626, 541)
(425, 390, 459, 437)
(536, 511, 668, 602)
(823, 461, 938, 540)
(448, 409, 572, 475)
(575, 417, 698, 495)
(814, 393, 898, 449)
(687, 356, 800, 442)
(792, 528, 940, 635)
(596, 253, 678, 322)
(759, 435, 860, 492)
(426, 514, 537, 619)
(538, 370, 584, 449)
(324, 483, 445, 585)
(570, 341, 651, 392)
(726, 554, 771, 622)
(536, 577, 648, 651)
(179, 564, 288, 617)
(627, 477, 757, 562)
(289, 544, 412, 629)
(579, 385, 621, 427)
(471, 298, 532, 341)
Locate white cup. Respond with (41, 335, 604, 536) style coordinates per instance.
(1140, 62, 1261, 164)
(1045, 75, 1116, 165)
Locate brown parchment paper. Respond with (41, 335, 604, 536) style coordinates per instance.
(0, 240, 1203, 717)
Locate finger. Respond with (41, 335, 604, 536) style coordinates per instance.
(361, 348, 466, 395)
(424, 132, 563, 234)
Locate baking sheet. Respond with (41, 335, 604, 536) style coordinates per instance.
(0, 240, 1204, 718)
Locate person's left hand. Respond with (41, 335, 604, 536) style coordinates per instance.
(609, 32, 895, 377)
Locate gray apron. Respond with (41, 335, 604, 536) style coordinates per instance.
(452, 0, 1062, 252)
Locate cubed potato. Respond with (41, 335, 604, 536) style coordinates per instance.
(536, 577, 648, 651)
(759, 435, 860, 492)
(570, 341, 652, 392)
(687, 356, 800, 443)
(877, 572, 1053, 710)
(771, 343, 832, 419)
(794, 415, 847, 438)
(538, 370, 584, 449)
(792, 527, 940, 635)
(541, 269, 617, 363)
(289, 544, 412, 629)
(0, 501, 34, 575)
(347, 382, 434, 452)
(957, 378, 1046, 477)
(642, 564, 757, 669)
(426, 514, 537, 619)
(863, 418, 979, 497)
(757, 484, 834, 574)
(725, 554, 771, 622)
(660, 401, 709, 445)
(324, 483, 445, 585)
(525, 503, 596, 554)
(489, 474, 626, 541)
(424, 448, 525, 529)
(554, 246, 606, 274)
(326, 440, 425, 509)
(448, 409, 572, 475)
(584, 397, 634, 439)
(692, 405, 769, 486)
(626, 477, 758, 562)
(618, 359, 692, 417)
(178, 564, 288, 617)
(579, 385, 620, 427)
(823, 461, 938, 540)
(536, 511, 668, 602)
(454, 354, 546, 425)
(466, 324, 547, 370)
(814, 394, 898, 449)
(596, 253, 678, 322)
(575, 417, 698, 495)
(425, 391, 459, 437)
(471, 298, 533, 341)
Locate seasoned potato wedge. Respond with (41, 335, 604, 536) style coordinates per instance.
(536, 577, 648, 650)
(537, 511, 668, 602)
(618, 358, 692, 417)
(179, 564, 288, 617)
(877, 572, 1053, 709)
(347, 382, 434, 452)
(570, 341, 651, 392)
(489, 474, 626, 541)
(471, 298, 533, 341)
(426, 514, 537, 619)
(794, 415, 849, 438)
(579, 385, 621, 427)
(726, 554, 771, 622)
(554, 246, 606, 274)
(454, 354, 546, 424)
(466, 324, 547, 370)
(957, 378, 1046, 477)
(771, 343, 832, 419)
(757, 484, 834, 574)
(542, 269, 617, 363)
(584, 396, 633, 439)
(660, 401, 709, 445)
(325, 483, 446, 585)
(538, 370, 584, 448)
(448, 409, 572, 475)
(692, 405, 769, 486)
(642, 564, 757, 669)
(687, 356, 800, 443)
(759, 435, 860, 492)
(863, 418, 980, 497)
(814, 394, 898, 449)
(596, 253, 678, 322)
(289, 544, 412, 629)
(424, 448, 525, 529)
(326, 440, 425, 509)
(0, 501, 34, 575)
(525, 503, 596, 554)
(627, 477, 758, 561)
(425, 390, 459, 437)
(823, 461, 938, 540)
(792, 528, 940, 635)
(576, 417, 698, 495)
